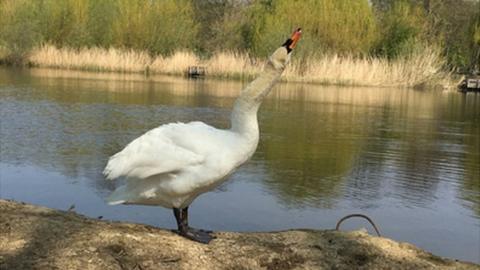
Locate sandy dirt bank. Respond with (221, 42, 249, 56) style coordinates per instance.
(0, 199, 477, 270)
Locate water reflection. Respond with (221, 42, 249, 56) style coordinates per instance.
(1, 68, 479, 210)
(1, 67, 479, 262)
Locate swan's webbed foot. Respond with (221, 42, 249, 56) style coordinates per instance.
(177, 227, 215, 244)
(189, 227, 213, 234)
(173, 207, 215, 244)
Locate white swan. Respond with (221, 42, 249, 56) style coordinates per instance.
(104, 28, 302, 243)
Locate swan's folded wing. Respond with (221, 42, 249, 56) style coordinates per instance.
(103, 127, 204, 180)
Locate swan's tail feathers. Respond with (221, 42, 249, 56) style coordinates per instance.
(106, 185, 128, 205)
(107, 199, 126, 206)
(103, 153, 127, 180)
(103, 123, 206, 180)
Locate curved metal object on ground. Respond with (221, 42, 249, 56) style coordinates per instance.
(335, 213, 381, 237)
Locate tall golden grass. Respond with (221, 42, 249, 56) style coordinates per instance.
(0, 47, 7, 61)
(151, 51, 263, 78)
(205, 52, 263, 79)
(29, 45, 150, 73)
(284, 48, 448, 87)
(26, 44, 449, 88)
(150, 51, 199, 75)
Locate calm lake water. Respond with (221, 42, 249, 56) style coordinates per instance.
(0, 67, 479, 263)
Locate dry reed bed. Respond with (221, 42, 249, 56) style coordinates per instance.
(29, 46, 150, 73)
(27, 45, 447, 88)
(284, 49, 446, 87)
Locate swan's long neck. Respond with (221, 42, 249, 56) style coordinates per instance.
(230, 47, 289, 139)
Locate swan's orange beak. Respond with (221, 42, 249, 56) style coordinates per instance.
(289, 28, 302, 50)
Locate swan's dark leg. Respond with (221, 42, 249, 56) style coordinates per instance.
(181, 207, 189, 227)
(173, 207, 214, 244)
(182, 207, 213, 234)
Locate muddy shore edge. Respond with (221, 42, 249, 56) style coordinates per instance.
(0, 199, 477, 270)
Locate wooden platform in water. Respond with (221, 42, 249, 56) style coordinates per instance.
(459, 78, 480, 92)
(186, 66, 206, 78)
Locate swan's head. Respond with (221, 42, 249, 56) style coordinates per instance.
(270, 28, 302, 70)
(283, 28, 302, 53)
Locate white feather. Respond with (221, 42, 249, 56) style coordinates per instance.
(103, 122, 205, 180)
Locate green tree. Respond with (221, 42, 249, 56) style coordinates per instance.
(373, 0, 426, 59)
(112, 0, 196, 55)
(249, 0, 378, 59)
(469, 10, 480, 72)
(36, 0, 90, 48)
(423, 0, 479, 70)
(0, 0, 41, 64)
(86, 0, 116, 47)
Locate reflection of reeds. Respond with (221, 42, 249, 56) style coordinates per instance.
(27, 44, 449, 88)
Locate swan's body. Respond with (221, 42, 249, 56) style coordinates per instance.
(104, 121, 257, 209)
(104, 29, 302, 243)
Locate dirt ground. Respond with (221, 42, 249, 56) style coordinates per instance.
(0, 199, 478, 270)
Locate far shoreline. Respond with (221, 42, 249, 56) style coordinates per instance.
(0, 45, 457, 90)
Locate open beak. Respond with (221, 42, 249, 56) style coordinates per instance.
(288, 28, 302, 50)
